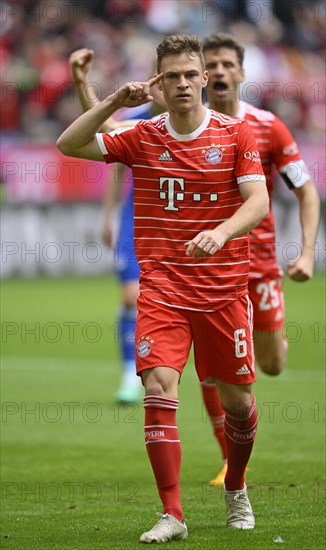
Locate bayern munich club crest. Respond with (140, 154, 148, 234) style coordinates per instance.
(137, 336, 154, 358)
(204, 146, 224, 165)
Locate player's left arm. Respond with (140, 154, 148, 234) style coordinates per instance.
(186, 121, 269, 258)
(185, 179, 269, 258)
(272, 117, 320, 281)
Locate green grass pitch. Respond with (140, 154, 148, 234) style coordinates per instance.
(1, 274, 325, 549)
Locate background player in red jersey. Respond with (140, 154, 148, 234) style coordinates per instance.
(57, 34, 269, 542)
(200, 33, 320, 486)
(69, 49, 166, 404)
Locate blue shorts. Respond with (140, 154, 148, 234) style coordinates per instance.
(114, 106, 154, 285)
(115, 188, 140, 284)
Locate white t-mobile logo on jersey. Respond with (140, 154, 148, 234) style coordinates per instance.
(159, 177, 185, 211)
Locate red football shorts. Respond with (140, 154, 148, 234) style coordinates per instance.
(135, 293, 255, 385)
(248, 276, 285, 332)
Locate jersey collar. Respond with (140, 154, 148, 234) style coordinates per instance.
(165, 106, 211, 141)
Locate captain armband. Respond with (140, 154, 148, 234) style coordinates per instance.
(279, 160, 311, 190)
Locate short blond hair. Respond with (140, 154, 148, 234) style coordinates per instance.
(156, 34, 205, 72)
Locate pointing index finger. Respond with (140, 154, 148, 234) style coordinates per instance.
(148, 72, 164, 87)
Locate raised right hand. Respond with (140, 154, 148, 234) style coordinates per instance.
(69, 48, 94, 83)
(110, 73, 164, 109)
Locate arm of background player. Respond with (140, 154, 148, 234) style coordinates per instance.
(102, 163, 124, 246)
(57, 75, 162, 160)
(69, 49, 98, 112)
(287, 180, 320, 281)
(186, 180, 269, 258)
(271, 116, 321, 281)
(70, 48, 140, 132)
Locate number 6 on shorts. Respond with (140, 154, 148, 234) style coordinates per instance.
(234, 328, 247, 358)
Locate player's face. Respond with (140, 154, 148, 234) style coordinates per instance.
(204, 47, 244, 104)
(157, 53, 208, 112)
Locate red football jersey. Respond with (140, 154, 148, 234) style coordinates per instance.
(97, 107, 265, 311)
(238, 101, 310, 279)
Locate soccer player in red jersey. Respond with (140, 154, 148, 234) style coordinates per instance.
(200, 33, 320, 486)
(57, 34, 269, 542)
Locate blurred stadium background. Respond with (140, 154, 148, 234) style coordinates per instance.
(1, 0, 325, 276)
(1, 2, 325, 549)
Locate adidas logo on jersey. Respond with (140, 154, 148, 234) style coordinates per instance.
(236, 364, 250, 375)
(158, 150, 173, 161)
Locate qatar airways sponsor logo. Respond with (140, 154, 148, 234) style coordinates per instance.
(244, 150, 261, 162)
(283, 142, 299, 156)
(145, 430, 165, 438)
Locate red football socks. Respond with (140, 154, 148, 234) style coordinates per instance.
(201, 381, 228, 460)
(223, 396, 257, 491)
(144, 395, 183, 521)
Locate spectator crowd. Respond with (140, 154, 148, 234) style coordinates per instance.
(1, 0, 325, 142)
